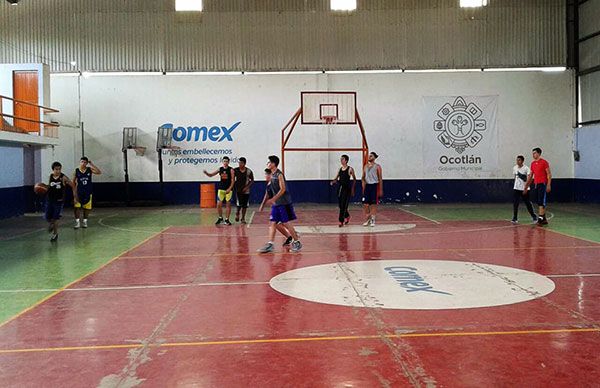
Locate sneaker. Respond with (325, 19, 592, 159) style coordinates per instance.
(344, 216, 350, 225)
(339, 222, 344, 228)
(74, 219, 81, 229)
(532, 216, 538, 224)
(540, 218, 549, 225)
(50, 233, 58, 242)
(257, 242, 274, 253)
(291, 240, 302, 252)
(235, 215, 240, 222)
(511, 219, 518, 225)
(240, 219, 247, 224)
(223, 219, 232, 226)
(82, 219, 88, 228)
(282, 236, 293, 246)
(215, 217, 223, 225)
(362, 219, 371, 227)
(369, 220, 376, 227)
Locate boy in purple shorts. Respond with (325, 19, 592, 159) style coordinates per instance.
(257, 155, 302, 253)
(259, 168, 293, 246)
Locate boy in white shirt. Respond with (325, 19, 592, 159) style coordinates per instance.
(512, 155, 537, 224)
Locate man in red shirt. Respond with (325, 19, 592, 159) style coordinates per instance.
(524, 147, 552, 225)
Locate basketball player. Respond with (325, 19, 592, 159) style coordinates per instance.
(73, 157, 102, 229)
(524, 147, 552, 226)
(259, 168, 293, 246)
(46, 162, 77, 241)
(257, 155, 301, 253)
(330, 154, 356, 227)
(362, 152, 383, 227)
(511, 155, 537, 224)
(234, 157, 254, 224)
(204, 156, 235, 225)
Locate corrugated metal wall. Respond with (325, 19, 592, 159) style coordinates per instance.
(0, 0, 566, 73)
(578, 0, 600, 124)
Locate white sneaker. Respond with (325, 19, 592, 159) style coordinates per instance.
(363, 218, 371, 227)
(74, 219, 80, 229)
(82, 219, 88, 228)
(369, 220, 376, 227)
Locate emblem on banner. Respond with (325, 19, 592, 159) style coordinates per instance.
(433, 97, 487, 154)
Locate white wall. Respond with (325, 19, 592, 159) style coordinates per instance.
(49, 71, 575, 183)
(0, 144, 24, 188)
(575, 124, 600, 179)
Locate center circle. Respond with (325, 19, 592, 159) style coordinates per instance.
(269, 260, 555, 310)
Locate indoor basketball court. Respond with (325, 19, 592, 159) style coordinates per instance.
(1, 0, 600, 387)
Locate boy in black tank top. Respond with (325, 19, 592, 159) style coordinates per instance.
(330, 154, 356, 227)
(204, 156, 235, 225)
(46, 162, 77, 242)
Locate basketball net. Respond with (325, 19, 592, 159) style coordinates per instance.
(323, 116, 337, 125)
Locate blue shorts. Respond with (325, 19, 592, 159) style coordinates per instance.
(45, 201, 64, 221)
(362, 183, 379, 205)
(533, 183, 547, 207)
(270, 204, 297, 224)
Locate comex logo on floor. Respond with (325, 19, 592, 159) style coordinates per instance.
(384, 266, 452, 295)
(161, 122, 241, 143)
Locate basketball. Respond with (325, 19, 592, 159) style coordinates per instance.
(34, 183, 48, 196)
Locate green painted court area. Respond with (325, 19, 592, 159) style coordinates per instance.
(1, 204, 599, 325)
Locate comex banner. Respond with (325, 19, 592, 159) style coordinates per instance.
(422, 95, 498, 177)
(161, 122, 241, 167)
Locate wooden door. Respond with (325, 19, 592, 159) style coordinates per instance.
(13, 71, 40, 132)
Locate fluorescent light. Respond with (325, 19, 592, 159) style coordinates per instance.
(82, 71, 163, 77)
(245, 71, 323, 75)
(404, 69, 482, 73)
(483, 67, 567, 72)
(50, 72, 80, 77)
(326, 69, 404, 74)
(331, 0, 356, 11)
(460, 0, 488, 8)
(175, 0, 202, 11)
(166, 71, 243, 76)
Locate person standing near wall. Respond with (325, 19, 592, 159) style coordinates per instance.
(330, 154, 356, 227)
(362, 152, 383, 227)
(233, 157, 254, 224)
(511, 155, 537, 224)
(204, 156, 235, 225)
(524, 147, 552, 226)
(73, 157, 101, 229)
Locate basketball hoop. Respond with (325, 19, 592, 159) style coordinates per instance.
(133, 146, 146, 157)
(323, 116, 337, 125)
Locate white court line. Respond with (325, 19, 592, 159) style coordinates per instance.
(546, 273, 600, 278)
(246, 210, 256, 228)
(398, 207, 441, 224)
(0, 281, 270, 293)
(0, 228, 46, 241)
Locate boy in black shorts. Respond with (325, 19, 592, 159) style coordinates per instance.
(330, 154, 356, 227)
(46, 162, 77, 241)
(234, 157, 254, 224)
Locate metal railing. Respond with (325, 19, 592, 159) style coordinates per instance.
(0, 94, 60, 138)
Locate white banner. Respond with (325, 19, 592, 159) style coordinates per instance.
(422, 95, 498, 178)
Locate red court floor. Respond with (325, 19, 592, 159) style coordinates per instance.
(0, 209, 599, 387)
